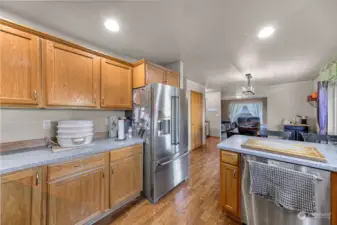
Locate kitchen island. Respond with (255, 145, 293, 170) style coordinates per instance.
(217, 135, 337, 225)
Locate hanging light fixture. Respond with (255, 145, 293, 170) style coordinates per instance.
(242, 74, 255, 96)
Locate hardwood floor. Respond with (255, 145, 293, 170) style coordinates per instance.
(107, 137, 224, 225)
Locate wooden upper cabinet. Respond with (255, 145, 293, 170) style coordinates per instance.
(0, 24, 41, 106)
(220, 162, 240, 217)
(43, 40, 99, 108)
(166, 71, 180, 88)
(101, 58, 132, 109)
(146, 63, 166, 84)
(132, 59, 180, 88)
(0, 167, 43, 225)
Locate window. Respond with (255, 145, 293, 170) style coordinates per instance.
(229, 102, 263, 123)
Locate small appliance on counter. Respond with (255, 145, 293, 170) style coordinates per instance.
(56, 120, 94, 148)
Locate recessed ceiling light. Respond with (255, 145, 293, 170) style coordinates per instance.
(258, 26, 275, 39)
(104, 19, 120, 32)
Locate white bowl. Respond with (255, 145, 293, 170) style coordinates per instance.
(57, 128, 94, 134)
(57, 132, 94, 138)
(57, 124, 94, 129)
(58, 120, 93, 126)
(57, 134, 94, 148)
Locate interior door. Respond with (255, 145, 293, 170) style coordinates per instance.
(43, 40, 99, 107)
(0, 24, 41, 106)
(191, 90, 203, 150)
(101, 58, 132, 109)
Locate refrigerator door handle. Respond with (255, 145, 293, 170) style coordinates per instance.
(158, 151, 189, 166)
(171, 96, 180, 145)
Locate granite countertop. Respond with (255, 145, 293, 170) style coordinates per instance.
(0, 137, 144, 175)
(217, 135, 337, 172)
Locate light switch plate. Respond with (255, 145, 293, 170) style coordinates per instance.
(43, 120, 51, 130)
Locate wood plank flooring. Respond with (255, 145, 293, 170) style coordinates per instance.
(107, 137, 225, 225)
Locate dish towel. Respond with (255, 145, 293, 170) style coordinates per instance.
(248, 160, 317, 215)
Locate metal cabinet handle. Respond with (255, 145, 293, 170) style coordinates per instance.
(35, 173, 39, 186)
(233, 169, 236, 179)
(33, 90, 38, 102)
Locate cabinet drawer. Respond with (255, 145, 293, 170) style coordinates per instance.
(48, 154, 105, 181)
(221, 151, 239, 165)
(110, 144, 143, 162)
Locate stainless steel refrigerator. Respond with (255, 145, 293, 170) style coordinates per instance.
(131, 83, 189, 204)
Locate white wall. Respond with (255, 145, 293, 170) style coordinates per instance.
(0, 109, 124, 143)
(267, 81, 315, 130)
(205, 92, 221, 137)
(0, 10, 135, 143)
(186, 79, 206, 150)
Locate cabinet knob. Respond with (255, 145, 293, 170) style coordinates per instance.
(111, 167, 114, 175)
(101, 98, 105, 105)
(233, 169, 236, 179)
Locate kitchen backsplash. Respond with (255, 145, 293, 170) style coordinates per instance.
(0, 109, 125, 143)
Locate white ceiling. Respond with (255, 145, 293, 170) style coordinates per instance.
(1, 0, 337, 90)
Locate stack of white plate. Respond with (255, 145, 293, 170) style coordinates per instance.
(57, 120, 94, 147)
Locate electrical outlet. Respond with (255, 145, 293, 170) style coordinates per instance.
(43, 120, 51, 130)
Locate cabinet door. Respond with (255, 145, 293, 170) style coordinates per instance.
(110, 153, 142, 208)
(0, 25, 41, 106)
(101, 58, 132, 109)
(43, 40, 99, 107)
(146, 63, 166, 84)
(47, 168, 105, 225)
(0, 167, 43, 225)
(166, 71, 180, 88)
(220, 163, 239, 216)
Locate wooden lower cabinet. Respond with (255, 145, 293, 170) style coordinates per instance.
(47, 154, 108, 225)
(109, 145, 143, 208)
(0, 167, 43, 225)
(220, 150, 240, 221)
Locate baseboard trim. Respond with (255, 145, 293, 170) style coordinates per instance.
(91, 193, 141, 225)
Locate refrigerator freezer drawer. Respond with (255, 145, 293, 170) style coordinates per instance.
(153, 151, 189, 203)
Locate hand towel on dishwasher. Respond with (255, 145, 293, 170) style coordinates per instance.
(248, 160, 317, 214)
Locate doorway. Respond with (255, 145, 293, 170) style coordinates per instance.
(190, 90, 203, 150)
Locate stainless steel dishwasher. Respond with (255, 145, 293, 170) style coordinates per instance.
(241, 154, 331, 225)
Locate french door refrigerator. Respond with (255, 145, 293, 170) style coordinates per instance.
(131, 83, 189, 204)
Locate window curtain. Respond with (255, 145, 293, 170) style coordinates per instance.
(317, 81, 329, 135)
(229, 103, 244, 122)
(246, 102, 263, 124)
(229, 102, 263, 123)
(328, 81, 337, 135)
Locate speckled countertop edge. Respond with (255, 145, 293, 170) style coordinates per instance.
(217, 135, 337, 172)
(0, 137, 144, 175)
